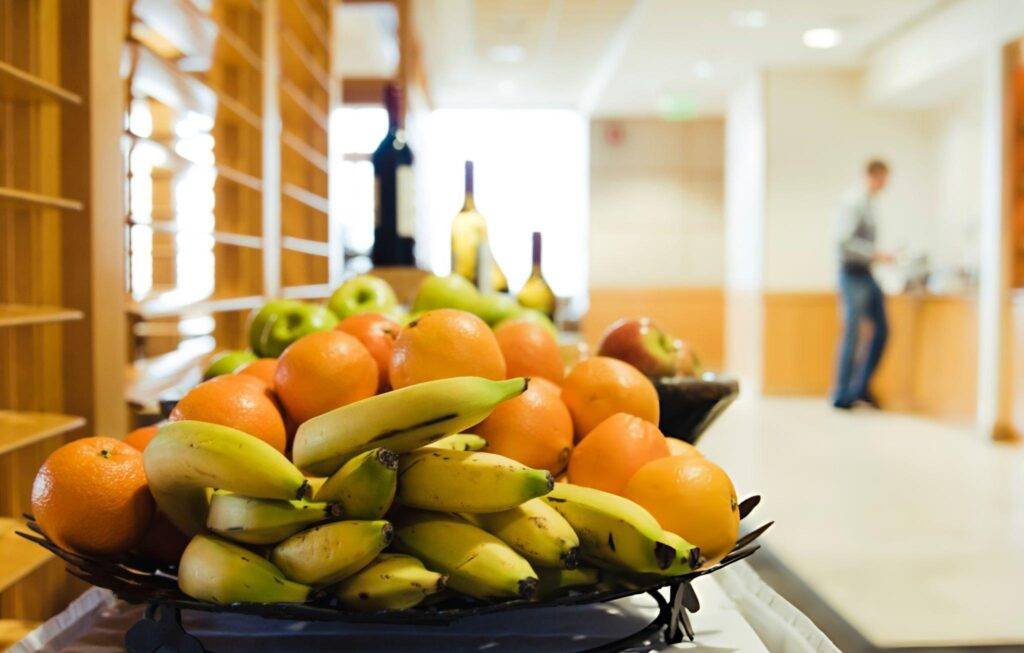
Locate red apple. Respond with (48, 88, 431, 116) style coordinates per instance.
(336, 312, 401, 392)
(596, 318, 681, 378)
(675, 339, 701, 378)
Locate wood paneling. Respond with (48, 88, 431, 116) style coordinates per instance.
(763, 292, 978, 419)
(583, 287, 724, 369)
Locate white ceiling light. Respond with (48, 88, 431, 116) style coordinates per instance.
(730, 9, 768, 29)
(802, 28, 842, 49)
(692, 60, 714, 79)
(489, 44, 525, 64)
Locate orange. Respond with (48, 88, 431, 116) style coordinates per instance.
(275, 330, 378, 424)
(567, 413, 669, 495)
(336, 312, 400, 392)
(389, 309, 506, 389)
(561, 356, 660, 440)
(625, 455, 740, 563)
(666, 437, 702, 458)
(31, 437, 154, 555)
(237, 358, 278, 387)
(136, 509, 190, 566)
(170, 374, 288, 452)
(494, 320, 564, 385)
(472, 377, 574, 474)
(123, 425, 159, 452)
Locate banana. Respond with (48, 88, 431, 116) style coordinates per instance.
(270, 520, 392, 586)
(392, 509, 538, 600)
(178, 534, 310, 605)
(462, 498, 579, 568)
(424, 433, 487, 452)
(206, 493, 342, 545)
(293, 376, 528, 475)
(313, 448, 398, 519)
(305, 476, 327, 496)
(334, 553, 446, 611)
(658, 530, 702, 576)
(541, 483, 675, 574)
(397, 449, 553, 513)
(535, 566, 601, 598)
(144, 421, 310, 536)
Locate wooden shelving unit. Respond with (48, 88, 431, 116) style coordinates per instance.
(0, 0, 127, 622)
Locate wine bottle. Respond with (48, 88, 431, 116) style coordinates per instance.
(450, 161, 508, 292)
(517, 232, 556, 319)
(371, 83, 416, 266)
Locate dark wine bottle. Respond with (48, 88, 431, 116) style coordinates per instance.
(371, 83, 416, 266)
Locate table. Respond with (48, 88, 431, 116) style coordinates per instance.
(9, 561, 836, 652)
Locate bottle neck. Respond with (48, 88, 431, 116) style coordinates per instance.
(462, 161, 475, 210)
(530, 232, 542, 273)
(384, 84, 403, 130)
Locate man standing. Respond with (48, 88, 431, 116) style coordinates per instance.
(833, 159, 893, 409)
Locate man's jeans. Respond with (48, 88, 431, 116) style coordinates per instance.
(833, 269, 888, 406)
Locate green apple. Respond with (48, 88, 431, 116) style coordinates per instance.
(496, 308, 558, 338)
(328, 274, 398, 319)
(249, 299, 339, 358)
(400, 310, 425, 327)
(411, 274, 481, 314)
(476, 292, 522, 325)
(203, 349, 257, 379)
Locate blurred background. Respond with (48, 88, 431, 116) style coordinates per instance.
(1, 0, 1023, 650)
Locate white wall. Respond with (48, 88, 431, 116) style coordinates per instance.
(589, 118, 724, 287)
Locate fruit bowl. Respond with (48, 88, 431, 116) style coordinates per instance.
(653, 374, 739, 444)
(17, 497, 769, 653)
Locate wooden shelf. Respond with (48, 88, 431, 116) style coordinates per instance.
(0, 411, 85, 456)
(144, 220, 264, 250)
(282, 130, 328, 172)
(281, 283, 332, 300)
(126, 336, 215, 406)
(0, 187, 83, 211)
(216, 23, 263, 72)
(282, 236, 329, 256)
(0, 60, 81, 104)
(216, 164, 263, 193)
(129, 293, 264, 319)
(0, 619, 40, 649)
(0, 518, 53, 593)
(282, 0, 329, 52)
(280, 80, 328, 131)
(206, 82, 263, 131)
(282, 182, 329, 214)
(281, 28, 329, 92)
(0, 304, 83, 328)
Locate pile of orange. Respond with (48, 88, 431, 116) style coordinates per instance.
(31, 301, 741, 565)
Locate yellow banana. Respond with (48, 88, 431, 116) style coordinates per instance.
(657, 530, 702, 575)
(541, 483, 675, 574)
(536, 566, 601, 598)
(206, 493, 342, 545)
(178, 534, 310, 605)
(424, 433, 487, 451)
(462, 498, 579, 568)
(293, 376, 527, 475)
(397, 449, 553, 513)
(392, 509, 538, 600)
(270, 520, 392, 586)
(144, 421, 310, 535)
(334, 553, 446, 611)
(313, 448, 398, 519)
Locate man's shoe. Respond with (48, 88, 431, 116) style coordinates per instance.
(857, 391, 880, 409)
(832, 400, 853, 410)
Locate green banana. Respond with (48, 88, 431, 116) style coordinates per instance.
(424, 433, 487, 451)
(144, 421, 310, 536)
(536, 566, 601, 598)
(270, 520, 392, 586)
(293, 376, 528, 475)
(397, 449, 553, 513)
(462, 498, 579, 568)
(541, 483, 675, 574)
(658, 530, 702, 575)
(393, 509, 538, 600)
(334, 553, 446, 611)
(178, 534, 310, 605)
(313, 448, 398, 519)
(206, 493, 342, 545)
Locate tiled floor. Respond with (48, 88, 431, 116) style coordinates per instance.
(698, 396, 1024, 649)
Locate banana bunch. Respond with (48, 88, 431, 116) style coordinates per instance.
(178, 535, 311, 605)
(334, 553, 446, 611)
(206, 493, 342, 545)
(397, 449, 554, 513)
(535, 566, 601, 599)
(424, 433, 487, 452)
(462, 498, 579, 568)
(292, 376, 527, 476)
(144, 421, 310, 535)
(271, 520, 393, 586)
(314, 448, 398, 519)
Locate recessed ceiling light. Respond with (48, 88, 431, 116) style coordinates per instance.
(489, 44, 525, 64)
(730, 9, 768, 29)
(693, 61, 714, 79)
(803, 28, 842, 49)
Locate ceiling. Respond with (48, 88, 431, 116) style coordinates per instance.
(407, 0, 946, 116)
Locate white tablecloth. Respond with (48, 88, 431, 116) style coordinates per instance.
(10, 561, 837, 652)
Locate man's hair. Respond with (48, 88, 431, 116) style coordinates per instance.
(866, 159, 889, 175)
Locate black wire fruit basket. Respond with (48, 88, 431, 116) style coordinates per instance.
(654, 374, 739, 444)
(17, 496, 770, 653)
